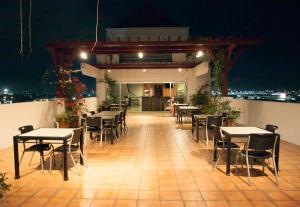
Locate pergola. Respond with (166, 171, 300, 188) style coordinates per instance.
(46, 37, 262, 96)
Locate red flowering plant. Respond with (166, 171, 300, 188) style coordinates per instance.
(55, 66, 87, 127)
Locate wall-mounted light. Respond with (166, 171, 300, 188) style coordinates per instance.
(143, 69, 147, 72)
(196, 50, 204, 58)
(80, 51, 88, 60)
(107, 69, 111, 73)
(138, 52, 144, 59)
(178, 68, 182, 72)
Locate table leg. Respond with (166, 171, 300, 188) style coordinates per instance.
(196, 120, 199, 142)
(226, 136, 232, 175)
(275, 134, 280, 173)
(63, 138, 68, 181)
(13, 136, 20, 179)
(80, 129, 84, 165)
(213, 137, 217, 161)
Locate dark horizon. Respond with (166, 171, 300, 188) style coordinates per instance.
(1, 0, 300, 93)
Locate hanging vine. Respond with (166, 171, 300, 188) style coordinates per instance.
(213, 47, 226, 95)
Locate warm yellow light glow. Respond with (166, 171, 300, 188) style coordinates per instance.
(80, 51, 88, 60)
(138, 52, 144, 59)
(143, 69, 147, 72)
(107, 69, 111, 73)
(178, 68, 182, 72)
(196, 50, 204, 58)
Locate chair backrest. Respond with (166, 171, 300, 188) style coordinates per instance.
(86, 117, 101, 127)
(18, 125, 34, 134)
(70, 128, 82, 147)
(265, 124, 278, 133)
(247, 133, 278, 151)
(114, 114, 119, 125)
(207, 116, 223, 127)
(213, 126, 224, 142)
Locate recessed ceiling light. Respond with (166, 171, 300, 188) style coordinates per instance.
(138, 52, 144, 59)
(196, 50, 204, 58)
(143, 69, 147, 72)
(80, 51, 88, 60)
(107, 69, 111, 72)
(178, 68, 182, 72)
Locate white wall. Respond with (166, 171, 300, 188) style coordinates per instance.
(231, 99, 300, 146)
(0, 97, 98, 149)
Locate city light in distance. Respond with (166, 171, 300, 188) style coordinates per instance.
(138, 52, 144, 59)
(80, 51, 88, 60)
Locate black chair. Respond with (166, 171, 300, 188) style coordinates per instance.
(235, 133, 279, 185)
(213, 127, 240, 170)
(18, 125, 53, 172)
(102, 116, 118, 145)
(205, 116, 223, 146)
(191, 111, 202, 136)
(122, 109, 128, 131)
(50, 128, 86, 175)
(86, 117, 102, 145)
(221, 113, 229, 126)
(265, 124, 278, 133)
(90, 111, 96, 115)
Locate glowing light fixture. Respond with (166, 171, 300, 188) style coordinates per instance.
(138, 52, 144, 59)
(143, 69, 147, 72)
(107, 69, 111, 73)
(196, 50, 204, 58)
(178, 68, 182, 72)
(80, 51, 88, 60)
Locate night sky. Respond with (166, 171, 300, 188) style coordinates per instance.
(1, 0, 300, 92)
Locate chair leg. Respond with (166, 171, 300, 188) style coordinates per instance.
(19, 151, 25, 165)
(235, 152, 239, 175)
(205, 126, 209, 146)
(246, 156, 251, 185)
(272, 156, 279, 185)
(79, 150, 87, 167)
(100, 130, 103, 147)
(262, 159, 265, 173)
(49, 153, 52, 172)
(70, 153, 80, 175)
(28, 151, 35, 166)
(40, 155, 44, 174)
(213, 150, 222, 170)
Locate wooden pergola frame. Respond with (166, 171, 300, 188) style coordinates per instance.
(46, 37, 262, 96)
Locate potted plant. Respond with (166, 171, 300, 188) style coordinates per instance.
(190, 84, 210, 107)
(100, 72, 117, 109)
(55, 112, 70, 128)
(218, 100, 241, 125)
(0, 173, 10, 199)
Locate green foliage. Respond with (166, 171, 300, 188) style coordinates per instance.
(217, 99, 241, 120)
(213, 48, 226, 94)
(190, 84, 210, 107)
(0, 173, 10, 198)
(102, 72, 117, 107)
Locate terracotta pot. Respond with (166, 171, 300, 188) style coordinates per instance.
(58, 121, 70, 128)
(70, 120, 79, 128)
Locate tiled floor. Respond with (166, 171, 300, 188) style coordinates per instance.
(1, 112, 300, 207)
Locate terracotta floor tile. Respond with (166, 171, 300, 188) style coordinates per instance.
(251, 201, 277, 207)
(265, 191, 291, 201)
(160, 201, 184, 207)
(274, 201, 300, 207)
(95, 190, 119, 199)
(90, 199, 115, 207)
(160, 191, 181, 200)
(216, 183, 237, 191)
(46, 198, 71, 207)
(115, 199, 137, 207)
(139, 190, 160, 200)
(205, 200, 230, 207)
(201, 191, 225, 201)
(184, 201, 207, 207)
(138, 200, 161, 207)
(118, 190, 139, 200)
(222, 191, 248, 201)
(55, 188, 77, 198)
(181, 191, 203, 200)
(285, 191, 300, 200)
(21, 197, 49, 207)
(66, 198, 93, 207)
(244, 191, 270, 201)
(229, 201, 254, 207)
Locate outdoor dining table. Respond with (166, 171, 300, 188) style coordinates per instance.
(173, 103, 189, 118)
(90, 111, 121, 144)
(178, 106, 201, 124)
(219, 126, 280, 176)
(13, 128, 83, 181)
